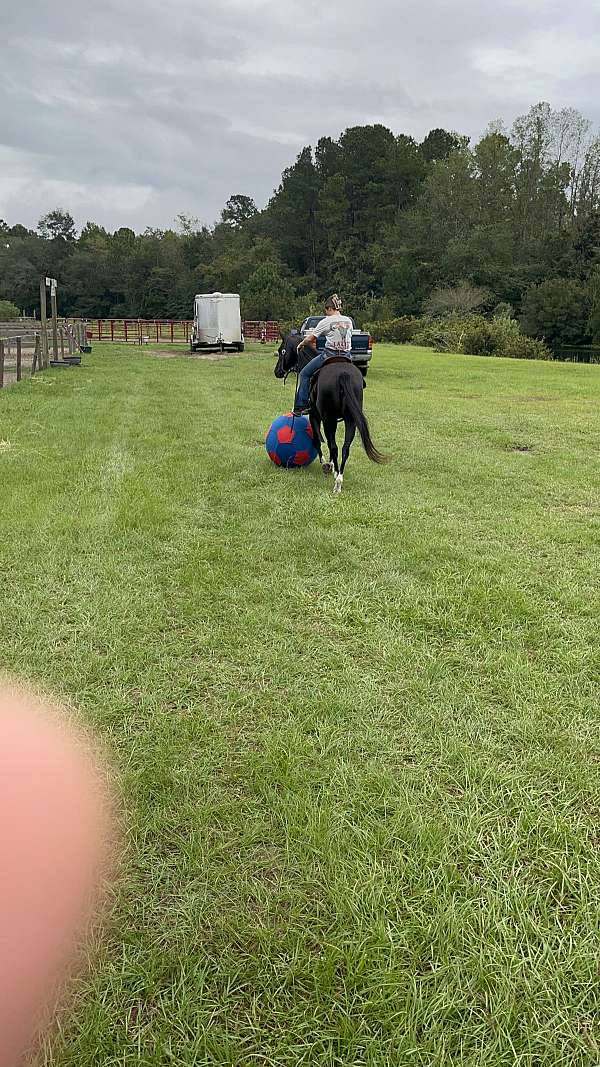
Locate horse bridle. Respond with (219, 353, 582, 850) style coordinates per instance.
(276, 338, 299, 385)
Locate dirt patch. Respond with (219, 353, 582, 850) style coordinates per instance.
(553, 501, 600, 516)
(151, 349, 244, 362)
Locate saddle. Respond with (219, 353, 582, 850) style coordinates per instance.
(321, 355, 353, 368)
(310, 355, 366, 400)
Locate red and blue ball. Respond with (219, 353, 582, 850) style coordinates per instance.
(266, 413, 318, 469)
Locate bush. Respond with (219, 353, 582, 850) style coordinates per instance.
(0, 299, 20, 320)
(520, 279, 591, 347)
(365, 317, 419, 343)
(412, 313, 485, 352)
(424, 282, 491, 318)
(277, 320, 296, 339)
(501, 334, 552, 360)
(461, 322, 500, 356)
(493, 302, 515, 320)
(362, 308, 552, 361)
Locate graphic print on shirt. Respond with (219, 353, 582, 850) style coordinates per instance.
(314, 314, 353, 354)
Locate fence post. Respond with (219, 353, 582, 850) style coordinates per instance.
(60, 328, 65, 360)
(39, 277, 49, 368)
(32, 334, 40, 374)
(156, 321, 159, 343)
(124, 320, 128, 343)
(50, 284, 59, 362)
(16, 337, 22, 381)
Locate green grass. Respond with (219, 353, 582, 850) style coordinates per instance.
(2, 341, 600, 1066)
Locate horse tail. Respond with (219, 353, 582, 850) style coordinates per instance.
(338, 372, 388, 464)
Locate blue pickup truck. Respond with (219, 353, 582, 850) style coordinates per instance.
(299, 316, 373, 376)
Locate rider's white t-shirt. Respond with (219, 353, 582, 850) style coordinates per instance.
(310, 313, 353, 355)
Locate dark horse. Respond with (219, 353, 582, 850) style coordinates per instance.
(274, 334, 387, 493)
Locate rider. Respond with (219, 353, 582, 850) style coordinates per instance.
(293, 294, 353, 416)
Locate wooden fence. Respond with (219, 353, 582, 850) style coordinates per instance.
(0, 332, 42, 388)
(90, 320, 193, 343)
(86, 319, 281, 344)
(0, 317, 282, 388)
(243, 321, 281, 342)
(0, 321, 88, 390)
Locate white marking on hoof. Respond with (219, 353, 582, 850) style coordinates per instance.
(322, 461, 334, 475)
(333, 473, 343, 494)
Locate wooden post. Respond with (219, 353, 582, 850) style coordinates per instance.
(32, 334, 40, 374)
(50, 284, 59, 362)
(39, 277, 49, 368)
(0, 339, 4, 388)
(16, 337, 22, 381)
(59, 328, 65, 360)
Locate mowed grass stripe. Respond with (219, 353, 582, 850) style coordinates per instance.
(1, 343, 600, 1065)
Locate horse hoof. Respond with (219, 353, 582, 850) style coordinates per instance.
(322, 462, 333, 475)
(333, 474, 343, 494)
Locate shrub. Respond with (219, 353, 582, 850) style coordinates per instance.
(493, 301, 515, 320)
(424, 283, 491, 317)
(501, 334, 552, 360)
(364, 309, 552, 361)
(413, 313, 486, 352)
(520, 279, 591, 347)
(277, 320, 296, 339)
(461, 322, 500, 356)
(0, 299, 20, 320)
(365, 317, 419, 343)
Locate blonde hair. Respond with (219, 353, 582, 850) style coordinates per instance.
(325, 293, 343, 312)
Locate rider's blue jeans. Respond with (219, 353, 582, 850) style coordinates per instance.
(296, 349, 350, 410)
(295, 352, 325, 410)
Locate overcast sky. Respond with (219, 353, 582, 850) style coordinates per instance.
(2, 0, 600, 233)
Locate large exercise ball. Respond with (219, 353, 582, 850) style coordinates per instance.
(265, 413, 318, 469)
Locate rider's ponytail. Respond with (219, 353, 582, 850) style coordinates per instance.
(326, 293, 343, 312)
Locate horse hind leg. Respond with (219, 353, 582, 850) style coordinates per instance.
(309, 410, 326, 469)
(336, 420, 356, 492)
(323, 416, 339, 486)
(332, 421, 356, 493)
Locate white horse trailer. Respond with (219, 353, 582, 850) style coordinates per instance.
(191, 292, 244, 352)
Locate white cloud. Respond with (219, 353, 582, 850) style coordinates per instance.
(1, 0, 600, 230)
(474, 29, 600, 79)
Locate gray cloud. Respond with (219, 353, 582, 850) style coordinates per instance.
(2, 0, 600, 231)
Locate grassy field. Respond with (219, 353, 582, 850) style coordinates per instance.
(1, 341, 600, 1066)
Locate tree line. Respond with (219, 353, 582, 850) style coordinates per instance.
(2, 101, 600, 348)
